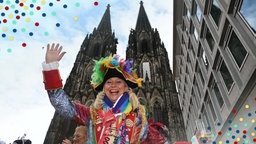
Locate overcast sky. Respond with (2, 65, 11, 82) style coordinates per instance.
(0, 0, 173, 143)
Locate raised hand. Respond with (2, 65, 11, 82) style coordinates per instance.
(45, 43, 66, 64)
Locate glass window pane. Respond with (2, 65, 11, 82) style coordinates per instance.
(206, 28, 215, 50)
(228, 31, 247, 67)
(210, 0, 222, 26)
(196, 4, 202, 22)
(199, 46, 209, 70)
(213, 82, 224, 107)
(220, 61, 234, 90)
(240, 0, 256, 33)
(194, 27, 199, 41)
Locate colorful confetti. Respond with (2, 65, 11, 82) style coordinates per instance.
(0, 0, 99, 52)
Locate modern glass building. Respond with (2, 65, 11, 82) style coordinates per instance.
(173, 0, 256, 143)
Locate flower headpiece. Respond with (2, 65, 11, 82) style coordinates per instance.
(91, 54, 143, 91)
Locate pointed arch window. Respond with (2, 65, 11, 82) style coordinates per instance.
(143, 62, 151, 82)
(141, 39, 149, 53)
(153, 100, 163, 122)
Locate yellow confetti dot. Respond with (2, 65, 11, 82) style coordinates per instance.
(9, 36, 14, 41)
(218, 141, 222, 144)
(2, 27, 8, 32)
(201, 134, 205, 138)
(0, 5, 3, 10)
(24, 6, 29, 10)
(239, 118, 243, 122)
(245, 104, 249, 108)
(25, 18, 30, 22)
(22, 0, 26, 2)
(8, 14, 13, 19)
(252, 119, 255, 123)
(41, 0, 46, 5)
(236, 137, 240, 141)
(252, 132, 255, 136)
(73, 16, 79, 21)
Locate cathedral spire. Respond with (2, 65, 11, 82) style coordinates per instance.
(97, 4, 112, 34)
(135, 1, 152, 32)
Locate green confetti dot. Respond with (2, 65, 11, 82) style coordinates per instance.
(32, 0, 37, 3)
(11, 4, 15, 9)
(7, 48, 12, 53)
(29, 11, 34, 16)
(234, 124, 238, 128)
(6, 0, 11, 5)
(12, 20, 17, 25)
(244, 123, 248, 127)
(21, 28, 26, 32)
(75, 2, 80, 7)
(226, 132, 231, 136)
(245, 140, 249, 144)
(211, 134, 215, 138)
(44, 32, 49, 36)
(51, 11, 56, 16)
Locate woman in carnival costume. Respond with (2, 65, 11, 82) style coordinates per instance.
(42, 43, 170, 144)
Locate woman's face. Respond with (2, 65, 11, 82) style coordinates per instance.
(104, 77, 128, 103)
(73, 128, 87, 144)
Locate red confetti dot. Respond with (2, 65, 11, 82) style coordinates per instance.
(19, 3, 24, 7)
(3, 19, 7, 23)
(94, 1, 98, 6)
(253, 138, 256, 142)
(232, 109, 236, 114)
(22, 43, 27, 47)
(56, 0, 60, 2)
(36, 6, 41, 10)
(234, 142, 238, 144)
(5, 6, 9, 10)
(35, 22, 39, 26)
(243, 130, 247, 134)
(16, 15, 20, 20)
(254, 97, 256, 101)
(217, 131, 222, 135)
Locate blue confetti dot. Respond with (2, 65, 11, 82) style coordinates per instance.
(56, 23, 60, 27)
(217, 122, 221, 126)
(236, 130, 240, 134)
(30, 4, 34, 8)
(42, 13, 46, 17)
(232, 135, 236, 139)
(29, 32, 33, 36)
(228, 120, 232, 124)
(13, 29, 17, 32)
(21, 12, 26, 16)
(0, 0, 3, 3)
(254, 127, 256, 130)
(49, 2, 53, 6)
(243, 135, 246, 139)
(1, 13, 5, 16)
(226, 140, 230, 143)
(248, 113, 252, 116)
(2, 34, 6, 37)
(63, 4, 67, 8)
(212, 142, 216, 144)
(14, 10, 19, 14)
(207, 126, 211, 130)
(15, 0, 19, 4)
(228, 127, 232, 131)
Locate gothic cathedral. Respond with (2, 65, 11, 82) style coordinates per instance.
(44, 2, 186, 143)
